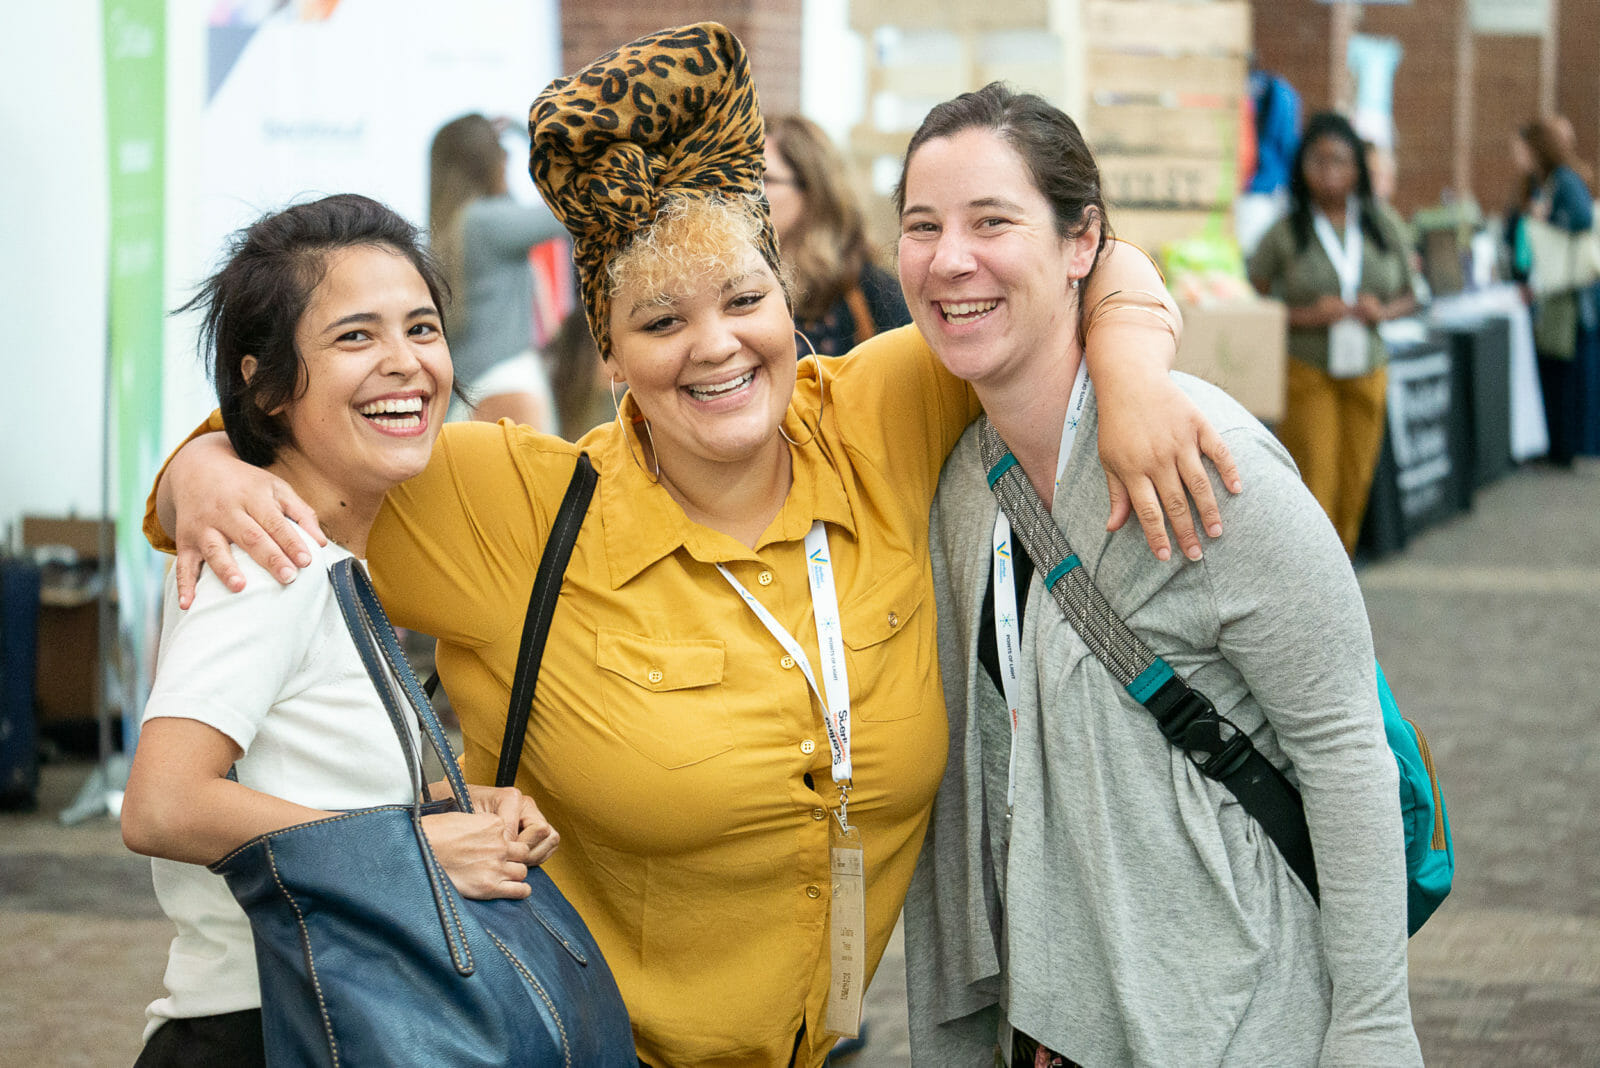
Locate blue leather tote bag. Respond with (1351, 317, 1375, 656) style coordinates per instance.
(210, 558, 636, 1067)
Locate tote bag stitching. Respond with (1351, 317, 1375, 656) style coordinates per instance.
(346, 576, 480, 977)
(417, 824, 476, 975)
(266, 839, 341, 1067)
(210, 810, 378, 867)
(522, 895, 587, 963)
(487, 929, 572, 1068)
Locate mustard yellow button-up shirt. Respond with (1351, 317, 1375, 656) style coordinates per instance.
(370, 325, 977, 1066)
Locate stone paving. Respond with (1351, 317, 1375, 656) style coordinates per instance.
(3, 460, 1598, 1066)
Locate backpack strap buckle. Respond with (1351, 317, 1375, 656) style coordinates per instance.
(1151, 685, 1254, 781)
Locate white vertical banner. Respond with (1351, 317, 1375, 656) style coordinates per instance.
(196, 0, 559, 271)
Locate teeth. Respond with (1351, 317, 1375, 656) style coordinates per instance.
(687, 370, 755, 400)
(358, 397, 425, 416)
(940, 300, 998, 323)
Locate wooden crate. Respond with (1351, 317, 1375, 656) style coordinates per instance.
(1083, 0, 1250, 56)
(849, 0, 1060, 33)
(979, 59, 1072, 98)
(1088, 102, 1237, 158)
(1174, 298, 1288, 424)
(1098, 153, 1233, 209)
(1109, 208, 1229, 255)
(868, 61, 969, 100)
(849, 125, 914, 159)
(1088, 51, 1248, 102)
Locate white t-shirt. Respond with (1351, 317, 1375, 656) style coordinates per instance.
(140, 528, 419, 1037)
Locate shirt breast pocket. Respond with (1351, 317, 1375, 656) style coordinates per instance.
(841, 561, 931, 722)
(595, 627, 734, 769)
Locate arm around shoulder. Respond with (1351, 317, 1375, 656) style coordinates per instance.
(1085, 239, 1243, 561)
(368, 420, 567, 643)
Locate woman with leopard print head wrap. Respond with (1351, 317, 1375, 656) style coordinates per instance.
(146, 23, 1240, 1066)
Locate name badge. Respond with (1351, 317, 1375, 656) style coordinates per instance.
(826, 820, 866, 1037)
(1327, 317, 1370, 378)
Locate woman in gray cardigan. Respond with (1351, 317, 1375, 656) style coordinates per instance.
(896, 84, 1422, 1067)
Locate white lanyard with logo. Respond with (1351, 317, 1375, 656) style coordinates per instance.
(991, 360, 1090, 815)
(1313, 196, 1370, 379)
(716, 520, 865, 1036)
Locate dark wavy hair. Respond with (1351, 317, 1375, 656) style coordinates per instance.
(893, 82, 1111, 338)
(766, 114, 878, 322)
(178, 193, 450, 467)
(1288, 111, 1390, 256)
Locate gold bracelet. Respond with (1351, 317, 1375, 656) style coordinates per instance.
(1087, 288, 1179, 344)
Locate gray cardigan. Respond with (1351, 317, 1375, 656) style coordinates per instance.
(905, 375, 1421, 1067)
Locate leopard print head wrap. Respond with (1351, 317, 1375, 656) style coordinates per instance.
(529, 22, 782, 359)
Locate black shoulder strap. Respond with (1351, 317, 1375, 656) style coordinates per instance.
(494, 453, 597, 788)
(976, 418, 1320, 905)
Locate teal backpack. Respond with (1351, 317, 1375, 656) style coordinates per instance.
(980, 419, 1455, 936)
(1376, 662, 1454, 933)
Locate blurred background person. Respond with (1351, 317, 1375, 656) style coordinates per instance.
(763, 114, 910, 356)
(1236, 56, 1303, 255)
(545, 307, 611, 441)
(1506, 118, 1600, 466)
(1249, 111, 1417, 554)
(1550, 113, 1594, 186)
(428, 112, 567, 430)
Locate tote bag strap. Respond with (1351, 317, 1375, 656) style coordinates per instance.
(330, 557, 472, 807)
(976, 416, 1320, 903)
(496, 453, 598, 788)
(329, 557, 479, 973)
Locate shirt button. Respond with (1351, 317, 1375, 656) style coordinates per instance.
(806, 885, 822, 899)
(780, 655, 796, 670)
(758, 570, 774, 586)
(811, 807, 826, 821)
(800, 739, 816, 755)
(647, 668, 663, 684)
(887, 610, 900, 628)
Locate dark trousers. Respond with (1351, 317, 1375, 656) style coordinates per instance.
(1577, 318, 1600, 454)
(134, 1009, 265, 1068)
(1537, 353, 1580, 466)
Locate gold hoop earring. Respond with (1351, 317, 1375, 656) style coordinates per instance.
(610, 378, 660, 483)
(794, 329, 825, 431)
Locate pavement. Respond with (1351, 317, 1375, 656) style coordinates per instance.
(4, 459, 1599, 1066)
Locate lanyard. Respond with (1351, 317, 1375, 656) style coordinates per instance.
(1312, 196, 1363, 303)
(991, 360, 1090, 812)
(718, 521, 854, 828)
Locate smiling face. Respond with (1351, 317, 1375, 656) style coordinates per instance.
(608, 240, 796, 478)
(897, 127, 1099, 392)
(266, 244, 451, 511)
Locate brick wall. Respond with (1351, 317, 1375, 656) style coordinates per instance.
(1252, 0, 1597, 218)
(558, 2, 803, 117)
(1556, 0, 1600, 181)
(1473, 35, 1544, 213)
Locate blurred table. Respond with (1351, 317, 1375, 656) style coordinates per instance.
(1428, 285, 1547, 462)
(1361, 335, 1471, 558)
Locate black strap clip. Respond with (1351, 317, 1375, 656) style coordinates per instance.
(1154, 686, 1254, 782)
(1151, 686, 1214, 745)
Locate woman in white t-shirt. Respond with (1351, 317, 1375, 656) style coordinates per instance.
(121, 194, 559, 1067)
